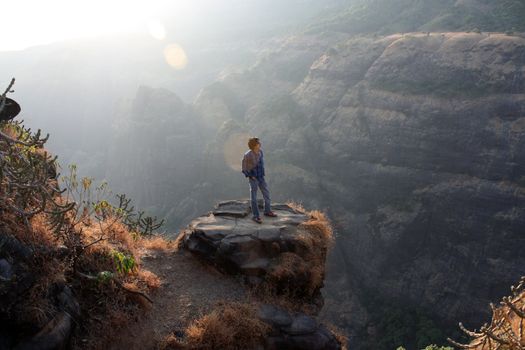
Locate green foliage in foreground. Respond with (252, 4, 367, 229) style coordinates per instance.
(112, 250, 136, 275)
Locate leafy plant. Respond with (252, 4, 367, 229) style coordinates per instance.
(112, 250, 136, 275)
(115, 193, 165, 236)
(55, 163, 165, 245)
(0, 78, 75, 231)
(96, 271, 114, 284)
(0, 78, 156, 308)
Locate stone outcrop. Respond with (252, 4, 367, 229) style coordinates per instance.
(0, 233, 80, 350)
(0, 97, 21, 121)
(178, 200, 340, 349)
(180, 199, 331, 301)
(187, 31, 525, 348)
(293, 32, 525, 335)
(258, 304, 341, 350)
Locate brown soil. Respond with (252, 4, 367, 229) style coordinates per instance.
(108, 246, 248, 350)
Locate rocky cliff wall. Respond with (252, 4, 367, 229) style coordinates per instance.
(105, 31, 525, 348)
(191, 31, 525, 348)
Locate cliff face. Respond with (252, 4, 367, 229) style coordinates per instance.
(190, 32, 525, 348)
(304, 0, 525, 35)
(106, 85, 215, 227)
(104, 31, 525, 348)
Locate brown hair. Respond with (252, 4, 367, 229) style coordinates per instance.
(248, 137, 260, 150)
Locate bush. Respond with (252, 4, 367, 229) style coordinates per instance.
(0, 78, 168, 348)
(161, 302, 271, 350)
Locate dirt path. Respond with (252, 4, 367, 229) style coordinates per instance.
(109, 247, 248, 350)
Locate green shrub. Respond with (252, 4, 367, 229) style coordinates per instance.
(112, 250, 136, 275)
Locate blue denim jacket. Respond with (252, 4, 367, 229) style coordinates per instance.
(241, 149, 265, 179)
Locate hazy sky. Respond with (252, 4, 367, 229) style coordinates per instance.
(0, 0, 209, 51)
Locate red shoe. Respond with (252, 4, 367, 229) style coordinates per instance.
(264, 211, 278, 217)
(252, 216, 262, 224)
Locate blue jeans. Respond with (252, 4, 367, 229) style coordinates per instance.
(248, 176, 271, 218)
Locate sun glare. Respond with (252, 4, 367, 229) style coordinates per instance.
(164, 43, 188, 70)
(0, 0, 189, 51)
(148, 19, 167, 41)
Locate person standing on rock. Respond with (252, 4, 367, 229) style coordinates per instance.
(241, 137, 278, 223)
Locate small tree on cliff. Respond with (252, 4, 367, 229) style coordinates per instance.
(448, 276, 525, 350)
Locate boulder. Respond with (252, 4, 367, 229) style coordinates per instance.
(0, 232, 80, 350)
(258, 304, 341, 350)
(0, 97, 21, 121)
(180, 200, 331, 300)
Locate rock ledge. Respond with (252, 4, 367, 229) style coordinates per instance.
(179, 199, 332, 300)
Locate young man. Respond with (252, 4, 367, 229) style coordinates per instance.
(241, 137, 277, 223)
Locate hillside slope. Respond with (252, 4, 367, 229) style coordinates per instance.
(110, 200, 342, 350)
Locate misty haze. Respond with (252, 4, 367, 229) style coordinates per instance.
(1, 1, 524, 349)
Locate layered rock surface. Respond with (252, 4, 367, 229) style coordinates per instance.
(177, 200, 340, 349)
(100, 29, 525, 348)
(188, 32, 525, 348)
(180, 199, 330, 300)
(258, 304, 341, 350)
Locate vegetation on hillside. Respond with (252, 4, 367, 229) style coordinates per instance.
(305, 0, 525, 35)
(0, 78, 172, 349)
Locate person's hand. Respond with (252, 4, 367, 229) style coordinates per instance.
(249, 176, 256, 180)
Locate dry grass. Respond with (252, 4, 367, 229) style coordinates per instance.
(161, 302, 271, 350)
(13, 258, 67, 329)
(80, 217, 140, 262)
(174, 229, 190, 250)
(285, 200, 307, 214)
(1, 122, 20, 138)
(263, 203, 334, 301)
(137, 269, 162, 290)
(301, 209, 335, 247)
(285, 200, 335, 249)
(266, 252, 309, 294)
(0, 121, 171, 349)
(71, 301, 143, 350)
(326, 323, 349, 350)
(159, 334, 186, 350)
(1, 209, 36, 244)
(28, 212, 60, 247)
(453, 289, 525, 350)
(1, 191, 165, 349)
(69, 216, 169, 348)
(139, 235, 176, 252)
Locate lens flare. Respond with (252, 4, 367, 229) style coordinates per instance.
(148, 19, 166, 40)
(163, 43, 188, 70)
(223, 132, 251, 171)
